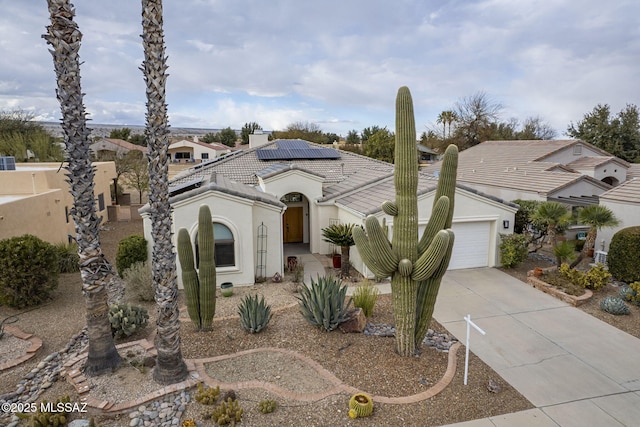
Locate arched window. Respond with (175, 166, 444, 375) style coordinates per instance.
(195, 222, 235, 267)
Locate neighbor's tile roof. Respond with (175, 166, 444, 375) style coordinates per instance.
(566, 156, 627, 169)
(422, 140, 610, 195)
(599, 178, 640, 204)
(101, 138, 148, 153)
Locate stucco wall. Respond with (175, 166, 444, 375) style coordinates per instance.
(333, 187, 517, 278)
(549, 179, 609, 199)
(597, 199, 639, 251)
(457, 181, 544, 203)
(0, 162, 115, 244)
(543, 144, 603, 164)
(144, 190, 283, 288)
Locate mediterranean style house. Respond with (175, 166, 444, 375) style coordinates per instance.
(0, 161, 116, 244)
(423, 139, 639, 249)
(141, 135, 517, 287)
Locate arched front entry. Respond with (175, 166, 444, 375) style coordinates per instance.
(281, 192, 310, 244)
(602, 176, 619, 186)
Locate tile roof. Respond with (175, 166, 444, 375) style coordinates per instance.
(170, 139, 394, 190)
(599, 178, 640, 204)
(422, 140, 612, 195)
(567, 156, 624, 169)
(100, 138, 148, 153)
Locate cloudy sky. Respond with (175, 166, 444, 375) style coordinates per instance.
(1, 0, 638, 137)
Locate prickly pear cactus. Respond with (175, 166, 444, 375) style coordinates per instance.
(600, 296, 630, 315)
(353, 86, 457, 356)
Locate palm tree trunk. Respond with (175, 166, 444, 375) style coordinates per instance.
(340, 245, 350, 278)
(44, 0, 121, 375)
(141, 0, 188, 384)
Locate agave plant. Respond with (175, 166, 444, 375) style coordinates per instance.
(297, 275, 352, 331)
(237, 294, 272, 333)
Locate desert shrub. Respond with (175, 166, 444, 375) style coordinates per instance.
(608, 226, 640, 283)
(123, 260, 155, 302)
(512, 199, 540, 234)
(559, 263, 610, 290)
(619, 282, 640, 306)
(0, 234, 59, 308)
(583, 263, 611, 290)
(499, 233, 529, 268)
(109, 303, 149, 339)
(297, 275, 352, 331)
(573, 239, 585, 252)
(54, 241, 80, 273)
(352, 279, 379, 317)
(115, 234, 147, 276)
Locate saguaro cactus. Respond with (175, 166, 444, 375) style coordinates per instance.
(353, 86, 458, 356)
(177, 205, 217, 331)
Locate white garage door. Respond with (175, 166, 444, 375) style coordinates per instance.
(448, 221, 491, 270)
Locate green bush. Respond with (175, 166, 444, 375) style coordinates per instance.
(123, 260, 155, 302)
(554, 241, 576, 265)
(559, 263, 610, 291)
(115, 234, 147, 277)
(512, 199, 540, 234)
(573, 239, 585, 252)
(499, 233, 529, 268)
(297, 275, 352, 331)
(0, 234, 59, 308)
(54, 241, 80, 273)
(109, 303, 149, 339)
(608, 226, 640, 283)
(352, 279, 379, 317)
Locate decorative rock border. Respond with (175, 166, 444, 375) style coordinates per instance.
(0, 326, 43, 371)
(62, 340, 461, 413)
(61, 339, 200, 414)
(527, 268, 593, 306)
(194, 343, 461, 405)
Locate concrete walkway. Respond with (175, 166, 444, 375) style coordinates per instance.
(437, 268, 640, 427)
(288, 251, 640, 426)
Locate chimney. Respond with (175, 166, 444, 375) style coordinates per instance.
(249, 131, 269, 149)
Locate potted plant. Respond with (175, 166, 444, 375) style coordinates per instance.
(331, 250, 341, 269)
(322, 223, 355, 278)
(221, 282, 233, 297)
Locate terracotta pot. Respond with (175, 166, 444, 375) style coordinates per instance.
(332, 254, 342, 268)
(533, 267, 544, 277)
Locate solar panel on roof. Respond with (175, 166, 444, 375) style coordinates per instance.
(256, 145, 341, 160)
(276, 139, 309, 149)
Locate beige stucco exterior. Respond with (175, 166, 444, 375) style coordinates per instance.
(0, 162, 116, 244)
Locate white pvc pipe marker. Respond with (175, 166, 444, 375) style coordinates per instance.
(463, 314, 486, 385)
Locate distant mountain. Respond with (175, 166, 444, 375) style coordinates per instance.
(40, 122, 228, 138)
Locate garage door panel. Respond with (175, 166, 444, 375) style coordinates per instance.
(448, 222, 490, 269)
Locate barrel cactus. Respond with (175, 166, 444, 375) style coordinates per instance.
(177, 205, 217, 331)
(600, 296, 630, 315)
(353, 86, 457, 356)
(348, 393, 373, 418)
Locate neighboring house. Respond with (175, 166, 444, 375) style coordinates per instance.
(417, 144, 438, 162)
(423, 140, 628, 206)
(89, 138, 148, 159)
(597, 178, 640, 251)
(0, 160, 116, 244)
(168, 139, 232, 163)
(141, 139, 517, 287)
(423, 139, 639, 246)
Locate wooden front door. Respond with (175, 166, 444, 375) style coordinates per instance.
(283, 207, 303, 243)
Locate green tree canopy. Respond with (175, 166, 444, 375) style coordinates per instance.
(0, 110, 62, 161)
(240, 122, 262, 144)
(567, 103, 640, 162)
(109, 127, 132, 141)
(346, 129, 360, 145)
(363, 128, 395, 163)
(216, 127, 238, 147)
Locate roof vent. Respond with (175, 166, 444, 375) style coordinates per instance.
(0, 156, 16, 171)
